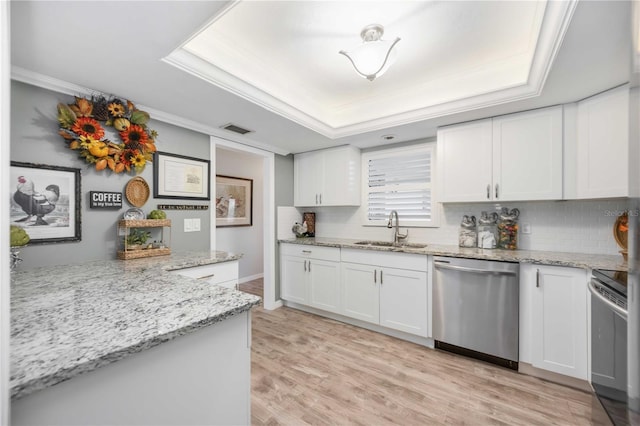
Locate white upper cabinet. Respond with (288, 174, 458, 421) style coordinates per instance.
(570, 85, 630, 199)
(492, 107, 563, 201)
(294, 152, 324, 207)
(294, 145, 361, 207)
(437, 119, 493, 202)
(438, 106, 563, 202)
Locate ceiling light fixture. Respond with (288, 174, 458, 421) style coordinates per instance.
(339, 24, 400, 81)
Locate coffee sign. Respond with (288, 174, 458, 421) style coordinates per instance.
(89, 191, 123, 209)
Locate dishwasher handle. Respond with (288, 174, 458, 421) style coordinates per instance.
(588, 279, 627, 319)
(433, 261, 517, 276)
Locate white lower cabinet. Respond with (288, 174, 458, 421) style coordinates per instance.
(520, 264, 588, 380)
(340, 249, 428, 337)
(280, 244, 341, 314)
(308, 259, 342, 313)
(341, 263, 380, 323)
(379, 267, 428, 336)
(171, 260, 239, 290)
(281, 256, 308, 304)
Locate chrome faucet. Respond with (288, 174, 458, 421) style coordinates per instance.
(387, 210, 408, 246)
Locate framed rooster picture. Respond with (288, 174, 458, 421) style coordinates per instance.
(10, 162, 81, 244)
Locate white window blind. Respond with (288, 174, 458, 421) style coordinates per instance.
(363, 143, 438, 227)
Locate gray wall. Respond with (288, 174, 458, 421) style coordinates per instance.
(273, 153, 294, 299)
(216, 147, 264, 279)
(10, 81, 211, 268)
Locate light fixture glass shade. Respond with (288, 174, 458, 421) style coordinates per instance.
(339, 24, 400, 81)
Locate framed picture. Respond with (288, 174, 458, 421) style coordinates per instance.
(216, 175, 253, 227)
(153, 151, 210, 200)
(10, 162, 81, 244)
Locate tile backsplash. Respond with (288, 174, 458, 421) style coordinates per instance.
(293, 199, 630, 256)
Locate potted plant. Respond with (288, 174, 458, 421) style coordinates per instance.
(125, 228, 151, 250)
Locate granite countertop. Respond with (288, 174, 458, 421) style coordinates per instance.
(280, 237, 627, 271)
(10, 250, 261, 400)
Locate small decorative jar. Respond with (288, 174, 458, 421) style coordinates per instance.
(497, 207, 520, 250)
(477, 211, 498, 249)
(459, 215, 477, 247)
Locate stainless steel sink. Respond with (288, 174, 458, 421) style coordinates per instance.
(403, 243, 428, 249)
(353, 241, 427, 249)
(354, 240, 395, 247)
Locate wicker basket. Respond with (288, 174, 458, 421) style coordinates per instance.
(117, 247, 171, 260)
(125, 177, 150, 207)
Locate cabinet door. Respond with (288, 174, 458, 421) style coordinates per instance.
(308, 259, 341, 314)
(340, 263, 379, 323)
(492, 106, 563, 201)
(437, 119, 493, 202)
(280, 256, 308, 304)
(529, 264, 588, 379)
(294, 151, 323, 207)
(576, 86, 629, 198)
(379, 267, 428, 337)
(322, 146, 361, 206)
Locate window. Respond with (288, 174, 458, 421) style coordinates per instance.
(362, 143, 438, 227)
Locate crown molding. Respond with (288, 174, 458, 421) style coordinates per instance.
(162, 50, 337, 139)
(10, 66, 291, 156)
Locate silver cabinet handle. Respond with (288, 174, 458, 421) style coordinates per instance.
(433, 262, 517, 276)
(315, 194, 318, 204)
(197, 274, 215, 280)
(304, 260, 307, 272)
(302, 250, 312, 254)
(486, 184, 490, 199)
(588, 279, 627, 319)
(536, 268, 540, 287)
(495, 183, 499, 199)
(308, 261, 311, 272)
(374, 269, 377, 284)
(380, 270, 383, 285)
(319, 193, 322, 204)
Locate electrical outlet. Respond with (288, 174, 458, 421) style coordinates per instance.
(521, 223, 531, 234)
(192, 218, 201, 232)
(184, 218, 192, 232)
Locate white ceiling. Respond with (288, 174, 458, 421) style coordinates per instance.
(9, 1, 632, 155)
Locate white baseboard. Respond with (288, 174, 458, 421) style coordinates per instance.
(283, 301, 434, 348)
(238, 273, 264, 284)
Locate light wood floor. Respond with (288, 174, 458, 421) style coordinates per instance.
(240, 279, 612, 425)
(239, 278, 264, 300)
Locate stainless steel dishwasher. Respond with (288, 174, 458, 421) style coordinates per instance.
(433, 256, 519, 369)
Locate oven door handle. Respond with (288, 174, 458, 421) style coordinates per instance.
(588, 279, 628, 319)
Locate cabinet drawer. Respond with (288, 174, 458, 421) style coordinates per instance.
(173, 261, 238, 286)
(280, 243, 340, 261)
(341, 249, 427, 272)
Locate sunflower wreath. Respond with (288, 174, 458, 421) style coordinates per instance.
(57, 96, 158, 174)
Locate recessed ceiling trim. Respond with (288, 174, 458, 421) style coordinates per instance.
(162, 50, 337, 138)
(165, 0, 577, 140)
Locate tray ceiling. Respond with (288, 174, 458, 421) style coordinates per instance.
(165, 0, 576, 138)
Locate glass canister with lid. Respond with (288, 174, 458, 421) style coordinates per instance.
(497, 207, 520, 250)
(458, 215, 477, 247)
(477, 211, 498, 249)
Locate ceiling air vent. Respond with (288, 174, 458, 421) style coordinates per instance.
(220, 123, 254, 135)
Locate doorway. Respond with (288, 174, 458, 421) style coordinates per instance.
(211, 136, 278, 310)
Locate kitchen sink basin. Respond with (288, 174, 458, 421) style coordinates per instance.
(354, 240, 395, 247)
(353, 241, 427, 249)
(403, 243, 428, 249)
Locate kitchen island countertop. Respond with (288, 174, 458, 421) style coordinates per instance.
(280, 237, 627, 271)
(10, 250, 260, 400)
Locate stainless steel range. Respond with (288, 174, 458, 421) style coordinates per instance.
(589, 268, 639, 425)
